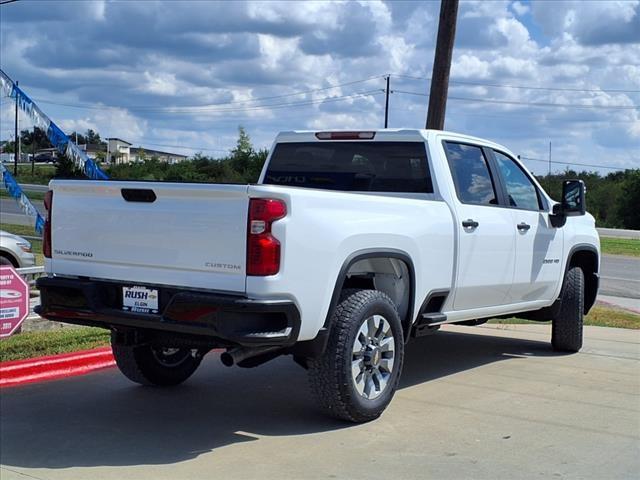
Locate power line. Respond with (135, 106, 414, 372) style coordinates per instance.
(392, 73, 640, 94)
(32, 89, 383, 115)
(0, 0, 21, 5)
(520, 157, 630, 171)
(393, 89, 639, 109)
(33, 75, 386, 112)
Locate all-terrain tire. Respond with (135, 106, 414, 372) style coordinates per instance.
(111, 332, 203, 386)
(552, 266, 584, 352)
(308, 289, 404, 423)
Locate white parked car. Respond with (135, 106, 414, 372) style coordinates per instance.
(36, 129, 600, 422)
(0, 230, 36, 268)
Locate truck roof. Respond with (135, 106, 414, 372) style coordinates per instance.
(273, 129, 512, 154)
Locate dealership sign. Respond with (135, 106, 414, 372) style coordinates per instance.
(0, 266, 29, 338)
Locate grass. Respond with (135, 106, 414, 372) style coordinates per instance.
(0, 327, 110, 362)
(600, 237, 640, 257)
(8, 164, 57, 185)
(0, 222, 40, 238)
(490, 305, 639, 329)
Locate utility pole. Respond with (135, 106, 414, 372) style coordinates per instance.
(384, 75, 390, 128)
(548, 141, 552, 191)
(426, 0, 459, 130)
(31, 125, 35, 175)
(14, 80, 18, 175)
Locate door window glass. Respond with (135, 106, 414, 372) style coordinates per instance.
(445, 142, 497, 205)
(493, 151, 541, 210)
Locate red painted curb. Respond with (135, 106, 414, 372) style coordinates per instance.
(0, 346, 115, 388)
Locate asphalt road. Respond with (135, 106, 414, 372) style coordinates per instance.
(1, 197, 45, 216)
(1, 324, 638, 480)
(600, 254, 640, 299)
(597, 228, 640, 240)
(19, 183, 49, 193)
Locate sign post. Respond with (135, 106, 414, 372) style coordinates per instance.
(0, 266, 30, 338)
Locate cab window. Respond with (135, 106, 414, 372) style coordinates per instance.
(493, 151, 541, 210)
(444, 142, 498, 206)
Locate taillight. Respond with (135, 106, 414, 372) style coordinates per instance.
(43, 190, 53, 258)
(247, 198, 286, 276)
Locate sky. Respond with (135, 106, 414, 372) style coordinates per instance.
(0, 0, 639, 175)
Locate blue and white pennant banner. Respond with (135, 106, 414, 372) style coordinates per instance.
(0, 163, 45, 234)
(0, 69, 109, 180)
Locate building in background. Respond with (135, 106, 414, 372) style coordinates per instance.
(129, 146, 188, 164)
(107, 138, 131, 164)
(80, 138, 187, 164)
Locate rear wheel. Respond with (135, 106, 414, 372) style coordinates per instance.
(308, 289, 404, 423)
(111, 332, 203, 386)
(552, 266, 584, 352)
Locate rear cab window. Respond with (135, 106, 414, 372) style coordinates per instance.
(264, 142, 433, 193)
(443, 141, 498, 206)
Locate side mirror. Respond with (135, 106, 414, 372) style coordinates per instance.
(550, 179, 586, 228)
(561, 179, 586, 216)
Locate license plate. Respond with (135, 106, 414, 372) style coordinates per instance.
(122, 286, 159, 314)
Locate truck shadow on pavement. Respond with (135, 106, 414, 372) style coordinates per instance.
(0, 327, 559, 469)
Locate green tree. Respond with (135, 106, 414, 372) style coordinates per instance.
(70, 131, 87, 145)
(85, 129, 103, 145)
(54, 153, 85, 179)
(229, 126, 254, 174)
(616, 170, 640, 229)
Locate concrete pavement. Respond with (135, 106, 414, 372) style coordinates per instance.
(1, 324, 638, 480)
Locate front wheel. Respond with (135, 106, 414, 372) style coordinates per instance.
(308, 289, 404, 423)
(111, 333, 203, 386)
(552, 266, 584, 352)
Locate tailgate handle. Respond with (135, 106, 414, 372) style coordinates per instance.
(121, 188, 157, 203)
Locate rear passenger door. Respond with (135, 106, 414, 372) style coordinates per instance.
(491, 150, 563, 303)
(443, 141, 516, 311)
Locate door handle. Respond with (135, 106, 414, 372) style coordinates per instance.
(462, 219, 479, 229)
(517, 222, 531, 231)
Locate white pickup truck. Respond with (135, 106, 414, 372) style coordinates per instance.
(37, 129, 600, 422)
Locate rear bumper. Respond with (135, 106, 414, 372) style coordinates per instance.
(35, 276, 300, 347)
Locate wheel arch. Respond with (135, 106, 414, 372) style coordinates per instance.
(323, 249, 416, 342)
(0, 248, 19, 267)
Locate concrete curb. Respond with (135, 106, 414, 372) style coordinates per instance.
(0, 346, 115, 388)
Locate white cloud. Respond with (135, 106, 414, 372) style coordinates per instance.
(140, 72, 178, 96)
(0, 0, 637, 173)
(452, 54, 490, 79)
(511, 1, 530, 16)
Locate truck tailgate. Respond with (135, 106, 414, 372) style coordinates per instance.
(48, 181, 249, 293)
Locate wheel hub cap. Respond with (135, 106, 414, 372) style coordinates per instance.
(351, 314, 395, 400)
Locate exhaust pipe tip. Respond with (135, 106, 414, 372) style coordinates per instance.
(220, 352, 235, 367)
(220, 346, 282, 368)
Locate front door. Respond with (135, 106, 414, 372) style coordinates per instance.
(443, 141, 516, 311)
(491, 150, 564, 302)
